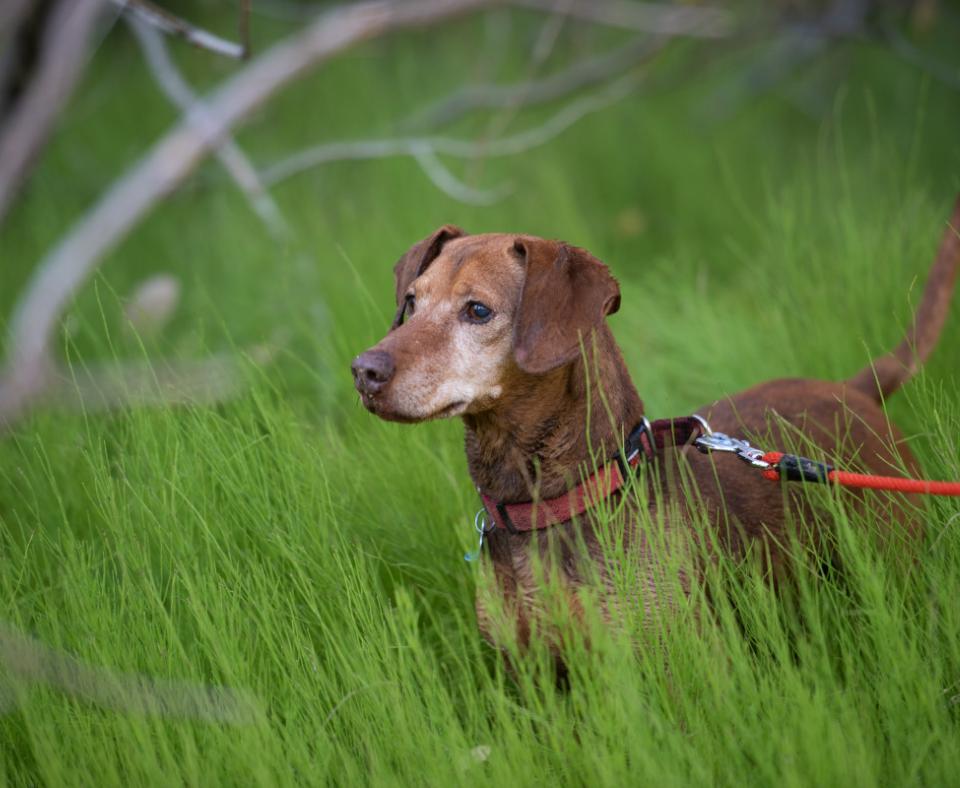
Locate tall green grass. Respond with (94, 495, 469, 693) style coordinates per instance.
(1, 10, 959, 786)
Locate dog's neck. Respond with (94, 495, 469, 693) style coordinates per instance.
(462, 326, 644, 503)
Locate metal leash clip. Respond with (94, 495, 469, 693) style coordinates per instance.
(464, 509, 495, 562)
(694, 432, 772, 469)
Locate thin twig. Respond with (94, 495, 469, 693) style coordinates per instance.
(129, 16, 289, 238)
(112, 0, 248, 59)
(0, 0, 497, 430)
(411, 146, 512, 205)
(261, 73, 640, 188)
(467, 0, 571, 180)
(511, 0, 734, 39)
(529, 0, 571, 67)
(401, 35, 662, 129)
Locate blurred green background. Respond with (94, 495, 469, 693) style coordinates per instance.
(1, 1, 959, 784)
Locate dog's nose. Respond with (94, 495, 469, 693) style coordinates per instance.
(351, 350, 395, 394)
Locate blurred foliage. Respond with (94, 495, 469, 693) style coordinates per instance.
(0, 3, 959, 784)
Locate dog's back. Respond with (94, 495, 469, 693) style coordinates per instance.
(685, 199, 960, 570)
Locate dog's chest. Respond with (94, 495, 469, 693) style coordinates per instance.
(473, 492, 699, 650)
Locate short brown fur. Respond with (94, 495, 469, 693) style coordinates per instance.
(352, 199, 960, 656)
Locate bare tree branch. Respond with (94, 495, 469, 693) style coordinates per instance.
(128, 16, 289, 238)
(511, 0, 734, 39)
(411, 146, 512, 205)
(528, 0, 571, 66)
(261, 72, 639, 187)
(467, 0, 570, 174)
(0, 0, 498, 430)
(111, 0, 248, 59)
(0, 0, 109, 224)
(402, 34, 661, 129)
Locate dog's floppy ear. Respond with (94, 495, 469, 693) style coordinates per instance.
(513, 238, 621, 374)
(392, 224, 465, 307)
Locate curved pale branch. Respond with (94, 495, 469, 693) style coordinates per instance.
(112, 0, 249, 59)
(411, 146, 512, 205)
(261, 73, 639, 187)
(402, 35, 662, 129)
(129, 16, 289, 238)
(0, 0, 498, 429)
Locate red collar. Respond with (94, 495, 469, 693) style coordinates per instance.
(479, 416, 709, 533)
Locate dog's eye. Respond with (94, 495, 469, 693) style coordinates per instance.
(465, 301, 493, 324)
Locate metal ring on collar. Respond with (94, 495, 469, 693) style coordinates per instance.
(691, 413, 713, 436)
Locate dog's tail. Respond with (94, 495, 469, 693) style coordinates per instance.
(847, 195, 960, 402)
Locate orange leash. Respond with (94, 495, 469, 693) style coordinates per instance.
(693, 426, 960, 497)
(760, 451, 960, 496)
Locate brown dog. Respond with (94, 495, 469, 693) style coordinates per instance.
(352, 201, 959, 653)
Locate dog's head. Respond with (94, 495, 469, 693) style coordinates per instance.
(351, 226, 620, 422)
